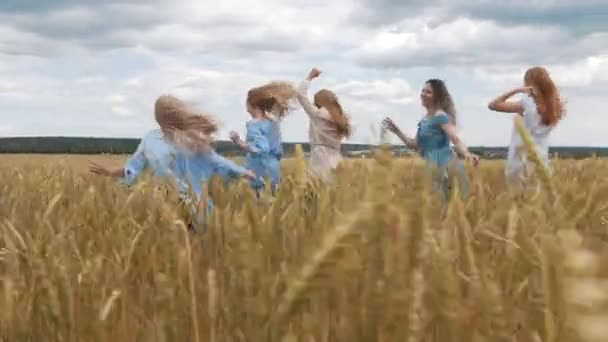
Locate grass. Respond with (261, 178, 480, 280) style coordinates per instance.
(1, 149, 608, 341)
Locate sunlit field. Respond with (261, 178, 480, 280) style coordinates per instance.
(1, 150, 608, 341)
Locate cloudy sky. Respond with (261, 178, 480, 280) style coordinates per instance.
(0, 0, 606, 146)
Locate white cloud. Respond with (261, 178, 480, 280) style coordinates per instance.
(0, 0, 606, 146)
(472, 55, 608, 90)
(352, 17, 608, 68)
(349, 0, 608, 36)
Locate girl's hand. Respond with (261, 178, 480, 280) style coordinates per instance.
(244, 170, 256, 180)
(89, 162, 111, 176)
(382, 117, 400, 135)
(465, 152, 480, 166)
(307, 67, 321, 80)
(229, 131, 240, 144)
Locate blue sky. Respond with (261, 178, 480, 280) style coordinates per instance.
(0, 0, 606, 146)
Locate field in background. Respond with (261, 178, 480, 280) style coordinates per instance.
(1, 152, 608, 341)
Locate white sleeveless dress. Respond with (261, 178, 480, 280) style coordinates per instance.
(505, 95, 554, 185)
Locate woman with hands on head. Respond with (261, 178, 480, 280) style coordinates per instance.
(383, 79, 478, 202)
(488, 66, 565, 188)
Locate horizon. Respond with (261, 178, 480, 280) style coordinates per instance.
(1, 136, 606, 149)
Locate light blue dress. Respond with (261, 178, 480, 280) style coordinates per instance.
(416, 113, 469, 201)
(244, 118, 282, 194)
(122, 129, 250, 224)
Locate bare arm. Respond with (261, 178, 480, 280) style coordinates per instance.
(382, 117, 417, 149)
(440, 123, 479, 165)
(296, 68, 331, 120)
(395, 131, 418, 150)
(89, 163, 125, 178)
(488, 87, 532, 115)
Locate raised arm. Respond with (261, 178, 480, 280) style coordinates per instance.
(488, 87, 532, 115)
(295, 68, 331, 120)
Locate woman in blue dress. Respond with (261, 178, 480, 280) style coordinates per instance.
(229, 82, 296, 196)
(383, 79, 479, 202)
(89, 95, 255, 230)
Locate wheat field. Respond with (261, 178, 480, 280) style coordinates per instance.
(1, 147, 608, 342)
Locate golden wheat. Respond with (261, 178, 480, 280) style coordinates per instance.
(0, 152, 607, 341)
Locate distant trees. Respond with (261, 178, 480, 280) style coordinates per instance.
(0, 137, 606, 159)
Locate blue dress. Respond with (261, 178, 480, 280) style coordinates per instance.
(122, 129, 250, 228)
(416, 113, 469, 201)
(244, 118, 282, 194)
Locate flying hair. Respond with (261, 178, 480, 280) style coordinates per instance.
(246, 81, 297, 120)
(154, 94, 218, 151)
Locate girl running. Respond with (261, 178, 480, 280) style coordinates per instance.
(229, 81, 296, 196)
(295, 67, 351, 182)
(488, 66, 565, 187)
(89, 95, 255, 230)
(383, 79, 479, 202)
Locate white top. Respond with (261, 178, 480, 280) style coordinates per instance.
(506, 95, 553, 179)
(296, 79, 343, 150)
(295, 79, 345, 182)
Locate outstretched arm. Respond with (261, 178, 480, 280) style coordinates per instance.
(440, 122, 479, 165)
(488, 87, 532, 115)
(382, 117, 418, 150)
(209, 152, 256, 180)
(88, 163, 126, 178)
(89, 139, 147, 182)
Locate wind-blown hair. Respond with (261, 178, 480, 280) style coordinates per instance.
(246, 81, 297, 120)
(154, 94, 218, 150)
(524, 66, 566, 126)
(426, 79, 457, 124)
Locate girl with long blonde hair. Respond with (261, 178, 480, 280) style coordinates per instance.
(90, 94, 255, 230)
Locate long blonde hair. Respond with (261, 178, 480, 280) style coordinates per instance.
(154, 95, 218, 150)
(313, 89, 351, 138)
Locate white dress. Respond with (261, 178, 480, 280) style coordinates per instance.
(505, 95, 553, 185)
(296, 79, 344, 182)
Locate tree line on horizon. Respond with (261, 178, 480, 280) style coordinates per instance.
(0, 137, 606, 159)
